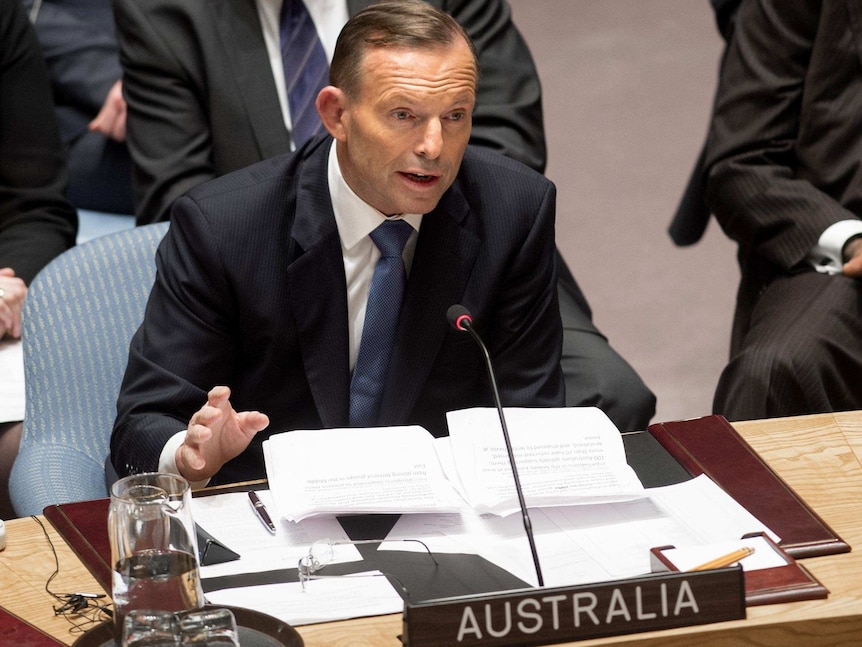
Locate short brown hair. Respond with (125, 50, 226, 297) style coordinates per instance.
(330, 0, 479, 98)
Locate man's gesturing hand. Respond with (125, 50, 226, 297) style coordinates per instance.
(842, 237, 862, 278)
(176, 386, 269, 482)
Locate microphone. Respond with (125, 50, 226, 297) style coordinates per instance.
(446, 304, 544, 587)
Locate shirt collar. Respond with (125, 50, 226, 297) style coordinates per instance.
(327, 140, 422, 251)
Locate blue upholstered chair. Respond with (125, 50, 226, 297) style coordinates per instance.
(76, 209, 135, 245)
(9, 222, 169, 516)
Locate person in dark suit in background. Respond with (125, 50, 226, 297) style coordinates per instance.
(667, 0, 740, 247)
(111, 0, 565, 485)
(700, 0, 862, 420)
(0, 0, 77, 518)
(23, 0, 133, 214)
(113, 0, 656, 431)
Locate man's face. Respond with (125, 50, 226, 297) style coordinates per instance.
(335, 39, 477, 216)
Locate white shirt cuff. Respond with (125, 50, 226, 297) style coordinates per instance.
(159, 430, 211, 490)
(807, 220, 862, 275)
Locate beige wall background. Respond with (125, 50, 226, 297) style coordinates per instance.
(508, 0, 739, 425)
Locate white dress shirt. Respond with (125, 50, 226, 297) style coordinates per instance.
(327, 141, 422, 369)
(807, 219, 862, 275)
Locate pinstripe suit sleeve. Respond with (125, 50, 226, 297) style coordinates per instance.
(704, 0, 861, 272)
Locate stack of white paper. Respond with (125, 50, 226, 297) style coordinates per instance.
(263, 425, 465, 522)
(443, 407, 645, 515)
(262, 407, 646, 522)
(0, 340, 24, 423)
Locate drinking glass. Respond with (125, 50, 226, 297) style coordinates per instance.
(109, 473, 204, 636)
(121, 609, 179, 647)
(178, 608, 240, 646)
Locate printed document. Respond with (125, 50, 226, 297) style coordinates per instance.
(383, 474, 780, 588)
(190, 475, 780, 624)
(444, 407, 645, 515)
(0, 340, 24, 423)
(264, 425, 465, 522)
(192, 490, 404, 625)
(263, 407, 645, 522)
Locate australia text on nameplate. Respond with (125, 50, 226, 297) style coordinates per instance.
(402, 568, 746, 647)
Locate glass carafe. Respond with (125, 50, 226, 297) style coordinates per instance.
(108, 473, 204, 635)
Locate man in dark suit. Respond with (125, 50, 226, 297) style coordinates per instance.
(112, 0, 656, 431)
(114, 0, 546, 225)
(23, 0, 133, 214)
(701, 0, 862, 419)
(111, 0, 564, 485)
(667, 0, 740, 246)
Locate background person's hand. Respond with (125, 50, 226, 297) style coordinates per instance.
(88, 80, 127, 142)
(175, 385, 269, 482)
(0, 269, 27, 339)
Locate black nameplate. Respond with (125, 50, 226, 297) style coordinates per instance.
(402, 567, 745, 647)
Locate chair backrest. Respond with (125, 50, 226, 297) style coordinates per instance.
(9, 222, 169, 516)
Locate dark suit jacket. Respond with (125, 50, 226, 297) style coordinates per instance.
(111, 139, 565, 484)
(24, 0, 120, 146)
(703, 0, 862, 349)
(25, 0, 134, 213)
(667, 0, 740, 246)
(0, 0, 76, 284)
(113, 0, 547, 225)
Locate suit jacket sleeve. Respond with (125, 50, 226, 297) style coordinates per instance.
(0, 2, 76, 284)
(26, 0, 120, 118)
(704, 0, 859, 272)
(113, 0, 236, 225)
(111, 193, 242, 476)
(445, 0, 547, 173)
(488, 175, 563, 406)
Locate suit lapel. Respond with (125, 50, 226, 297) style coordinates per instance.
(283, 142, 480, 428)
(286, 141, 351, 426)
(212, 0, 292, 160)
(380, 186, 479, 423)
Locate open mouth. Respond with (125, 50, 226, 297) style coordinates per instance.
(402, 172, 437, 183)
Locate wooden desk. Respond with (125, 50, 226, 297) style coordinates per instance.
(2, 412, 860, 646)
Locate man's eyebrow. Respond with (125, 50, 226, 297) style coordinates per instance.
(447, 92, 476, 107)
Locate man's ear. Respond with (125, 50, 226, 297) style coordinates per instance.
(316, 86, 348, 141)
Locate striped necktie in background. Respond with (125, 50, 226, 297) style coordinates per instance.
(280, 0, 329, 147)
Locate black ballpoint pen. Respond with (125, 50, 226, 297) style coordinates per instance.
(248, 490, 276, 534)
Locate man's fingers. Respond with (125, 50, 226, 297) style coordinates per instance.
(237, 411, 270, 438)
(207, 385, 232, 408)
(240, 411, 270, 431)
(188, 404, 223, 432)
(843, 256, 862, 278)
(178, 443, 206, 472)
(185, 421, 214, 447)
(0, 307, 14, 339)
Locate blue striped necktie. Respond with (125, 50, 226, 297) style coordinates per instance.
(280, 0, 328, 147)
(349, 220, 414, 427)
